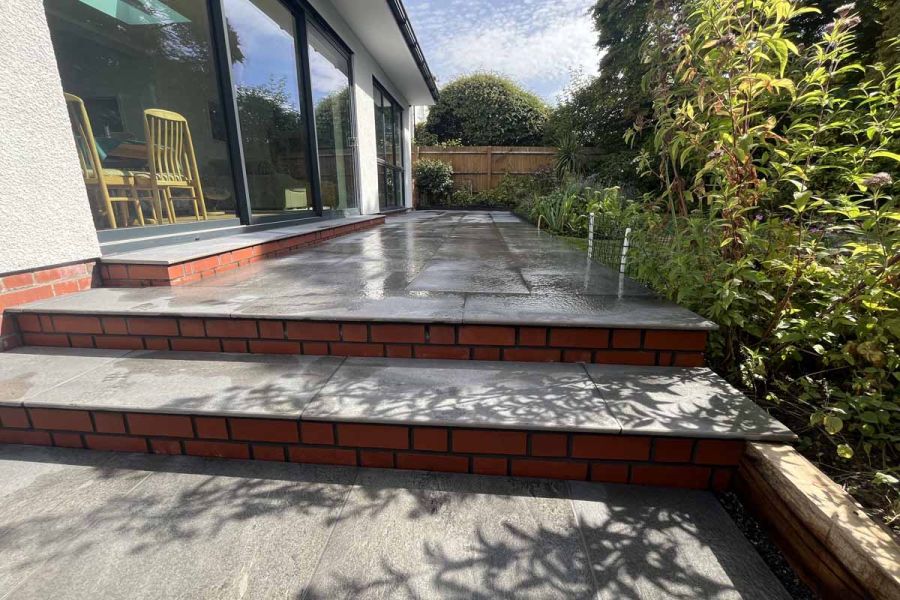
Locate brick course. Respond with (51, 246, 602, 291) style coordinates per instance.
(13, 310, 709, 368)
(0, 259, 96, 351)
(0, 406, 746, 491)
(99, 218, 385, 287)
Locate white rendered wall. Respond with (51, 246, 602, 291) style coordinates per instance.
(310, 0, 414, 214)
(0, 3, 100, 273)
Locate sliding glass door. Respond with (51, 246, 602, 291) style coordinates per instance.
(308, 25, 357, 211)
(223, 0, 314, 217)
(45, 0, 359, 241)
(374, 80, 404, 210)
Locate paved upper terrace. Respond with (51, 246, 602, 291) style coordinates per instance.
(8, 212, 715, 365)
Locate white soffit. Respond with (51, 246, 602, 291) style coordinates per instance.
(328, 0, 436, 105)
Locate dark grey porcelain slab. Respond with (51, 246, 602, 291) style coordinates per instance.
(462, 294, 717, 329)
(0, 347, 128, 406)
(303, 357, 621, 432)
(101, 214, 383, 265)
(569, 481, 791, 599)
(0, 446, 356, 600)
(9, 211, 713, 332)
(21, 351, 344, 418)
(0, 446, 791, 599)
(304, 469, 596, 599)
(584, 365, 796, 441)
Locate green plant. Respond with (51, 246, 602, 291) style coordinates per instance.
(412, 159, 453, 205)
(554, 130, 582, 178)
(619, 0, 899, 524)
(422, 73, 550, 146)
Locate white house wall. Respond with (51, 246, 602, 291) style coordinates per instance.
(0, 3, 100, 274)
(310, 0, 414, 214)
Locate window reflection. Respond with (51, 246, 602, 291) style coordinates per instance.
(308, 26, 357, 211)
(46, 0, 238, 230)
(374, 82, 404, 209)
(224, 0, 313, 216)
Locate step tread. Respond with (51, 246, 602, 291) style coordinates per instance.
(0, 348, 794, 441)
(7, 286, 716, 330)
(102, 215, 384, 265)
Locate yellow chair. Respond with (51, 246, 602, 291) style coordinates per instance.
(64, 93, 145, 229)
(137, 109, 207, 223)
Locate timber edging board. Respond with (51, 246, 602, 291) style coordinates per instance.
(735, 442, 900, 600)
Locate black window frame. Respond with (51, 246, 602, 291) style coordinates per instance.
(65, 0, 359, 247)
(373, 77, 405, 210)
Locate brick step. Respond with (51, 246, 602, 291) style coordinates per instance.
(11, 312, 709, 366)
(0, 348, 795, 491)
(99, 215, 385, 287)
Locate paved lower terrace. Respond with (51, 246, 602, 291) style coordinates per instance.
(8, 211, 716, 366)
(0, 348, 793, 490)
(0, 445, 791, 599)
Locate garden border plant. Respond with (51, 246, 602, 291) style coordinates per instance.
(523, 0, 899, 530)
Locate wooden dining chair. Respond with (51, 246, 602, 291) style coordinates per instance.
(135, 109, 207, 224)
(64, 93, 145, 229)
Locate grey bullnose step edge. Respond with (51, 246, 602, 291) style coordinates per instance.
(0, 347, 795, 441)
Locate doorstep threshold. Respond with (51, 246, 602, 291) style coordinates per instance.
(101, 215, 384, 266)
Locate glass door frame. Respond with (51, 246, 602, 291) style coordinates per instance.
(374, 78, 405, 211)
(95, 0, 359, 244)
(304, 18, 359, 217)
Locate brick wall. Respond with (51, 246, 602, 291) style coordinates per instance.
(0, 261, 96, 351)
(0, 406, 742, 490)
(13, 314, 708, 366)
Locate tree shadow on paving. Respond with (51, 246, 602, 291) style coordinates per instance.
(300, 474, 786, 599)
(0, 446, 786, 599)
(306, 360, 618, 431)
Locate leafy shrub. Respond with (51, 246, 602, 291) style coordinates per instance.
(413, 159, 453, 204)
(617, 0, 900, 522)
(422, 73, 550, 146)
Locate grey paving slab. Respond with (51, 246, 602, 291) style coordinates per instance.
(0, 347, 129, 406)
(12, 211, 713, 332)
(0, 446, 356, 600)
(584, 365, 796, 441)
(303, 358, 620, 432)
(521, 265, 657, 297)
(0, 446, 791, 599)
(303, 469, 596, 599)
(408, 266, 530, 293)
(102, 214, 383, 264)
(569, 481, 791, 599)
(237, 292, 467, 323)
(463, 294, 718, 329)
(5, 287, 171, 314)
(23, 351, 344, 417)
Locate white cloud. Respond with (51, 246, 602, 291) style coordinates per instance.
(406, 0, 600, 103)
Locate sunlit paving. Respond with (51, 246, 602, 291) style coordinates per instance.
(1, 0, 897, 597)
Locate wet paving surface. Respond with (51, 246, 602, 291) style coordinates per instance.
(16, 211, 715, 329)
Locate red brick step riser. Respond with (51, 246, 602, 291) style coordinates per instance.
(0, 406, 740, 491)
(14, 314, 708, 366)
(100, 217, 385, 287)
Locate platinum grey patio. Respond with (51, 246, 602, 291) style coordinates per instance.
(0, 445, 790, 599)
(0, 348, 794, 441)
(11, 211, 715, 330)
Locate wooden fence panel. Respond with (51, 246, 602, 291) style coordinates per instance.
(413, 146, 557, 193)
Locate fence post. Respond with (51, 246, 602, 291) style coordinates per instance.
(486, 146, 493, 190)
(587, 213, 595, 259)
(620, 227, 632, 274)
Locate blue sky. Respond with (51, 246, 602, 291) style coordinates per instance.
(404, 0, 601, 104)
